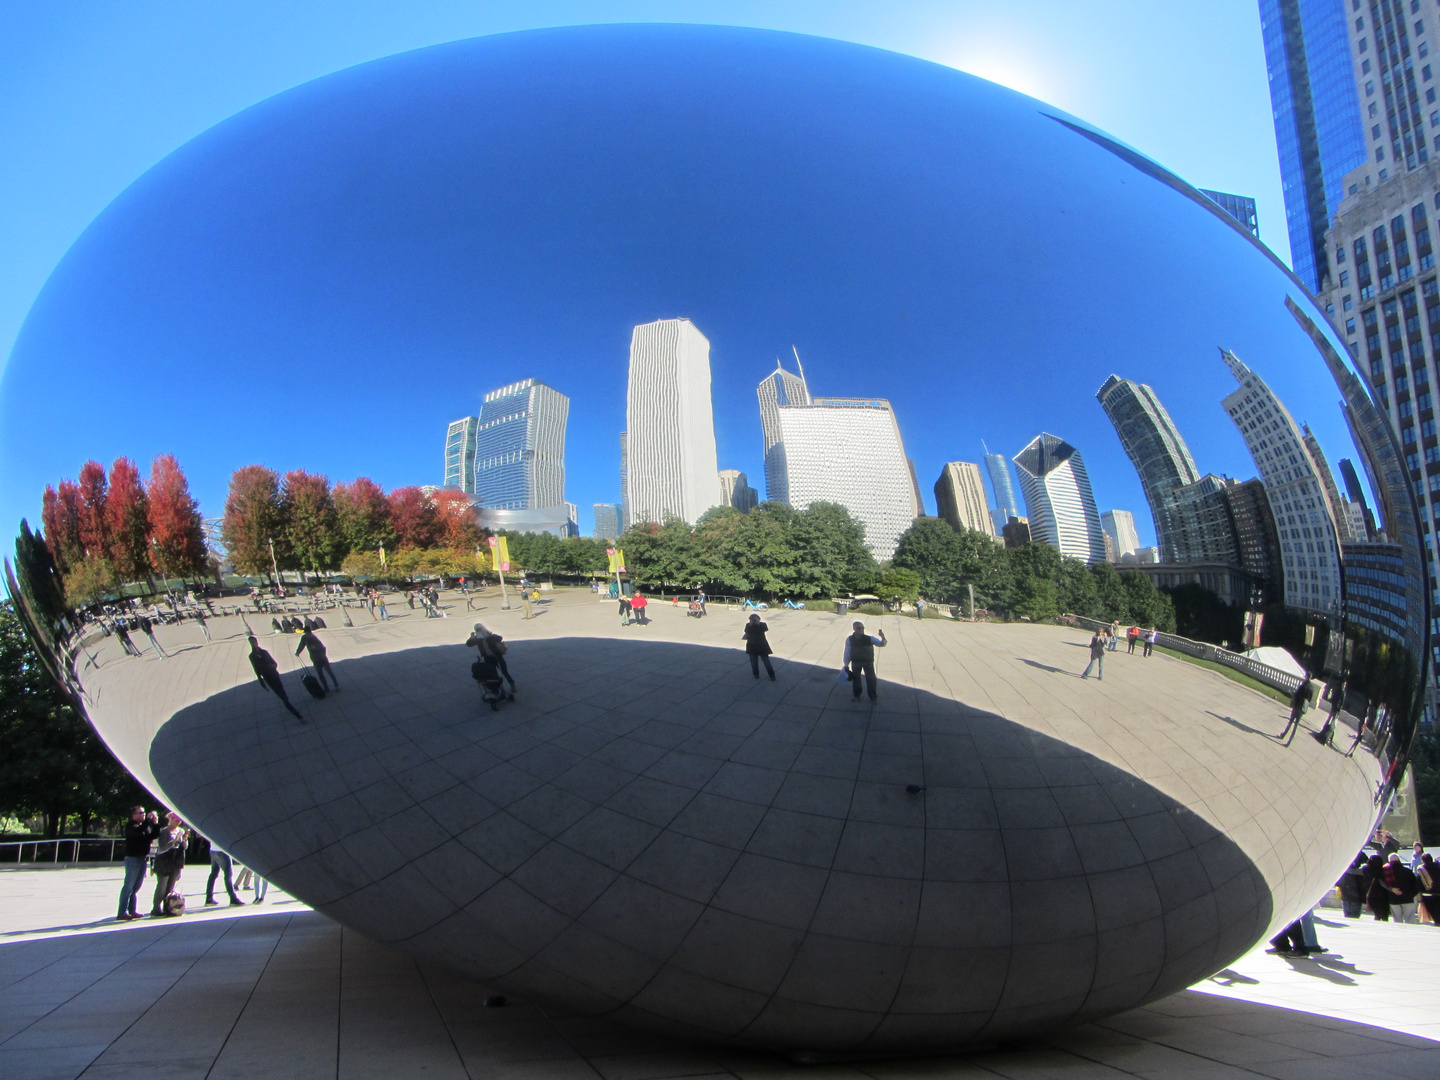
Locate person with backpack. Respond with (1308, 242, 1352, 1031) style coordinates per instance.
(149, 813, 190, 917)
(842, 621, 887, 703)
(295, 628, 339, 691)
(466, 623, 515, 693)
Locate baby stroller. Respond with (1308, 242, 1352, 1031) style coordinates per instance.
(471, 653, 514, 711)
(687, 599, 705, 618)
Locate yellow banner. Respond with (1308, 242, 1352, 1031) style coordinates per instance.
(607, 548, 625, 574)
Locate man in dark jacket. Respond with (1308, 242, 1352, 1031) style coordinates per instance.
(843, 622, 886, 702)
(117, 807, 161, 920)
(249, 636, 303, 719)
(295, 629, 339, 691)
(1338, 855, 1368, 918)
(1384, 853, 1422, 923)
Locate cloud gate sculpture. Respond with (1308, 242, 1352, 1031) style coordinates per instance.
(1, 24, 1426, 1054)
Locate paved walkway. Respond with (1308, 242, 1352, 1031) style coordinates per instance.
(2, 864, 1439, 1079)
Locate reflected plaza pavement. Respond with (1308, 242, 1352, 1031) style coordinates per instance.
(62, 589, 1384, 1053)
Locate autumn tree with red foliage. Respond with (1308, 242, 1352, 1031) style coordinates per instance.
(281, 470, 342, 575)
(432, 489, 484, 550)
(148, 455, 209, 579)
(222, 465, 286, 579)
(334, 477, 395, 556)
(105, 458, 152, 585)
(41, 483, 83, 574)
(387, 486, 440, 549)
(75, 461, 109, 559)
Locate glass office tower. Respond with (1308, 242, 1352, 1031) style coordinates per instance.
(983, 448, 1021, 534)
(444, 416, 479, 493)
(474, 378, 569, 510)
(1259, 0, 1367, 291)
(757, 364, 811, 503)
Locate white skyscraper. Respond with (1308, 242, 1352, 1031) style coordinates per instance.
(1220, 349, 1341, 617)
(777, 399, 915, 559)
(934, 462, 996, 537)
(757, 363, 812, 502)
(626, 319, 722, 525)
(1013, 433, 1107, 565)
(1101, 510, 1140, 561)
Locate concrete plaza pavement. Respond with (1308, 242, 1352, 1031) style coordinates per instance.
(3, 863, 1440, 1079)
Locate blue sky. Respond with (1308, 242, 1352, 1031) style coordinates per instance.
(0, 3, 1310, 540)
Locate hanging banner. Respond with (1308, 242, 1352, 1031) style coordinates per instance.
(1242, 611, 1264, 648)
(607, 547, 626, 574)
(494, 535, 511, 573)
(378, 543, 387, 568)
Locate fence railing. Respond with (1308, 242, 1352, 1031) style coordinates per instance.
(1, 838, 124, 864)
(1066, 616, 1305, 696)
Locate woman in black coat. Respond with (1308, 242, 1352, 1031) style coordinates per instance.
(1363, 854, 1393, 921)
(743, 614, 775, 680)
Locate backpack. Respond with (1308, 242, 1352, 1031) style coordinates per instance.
(487, 633, 507, 656)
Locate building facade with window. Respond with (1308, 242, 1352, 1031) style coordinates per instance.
(1221, 349, 1344, 618)
(717, 469, 759, 513)
(1259, 0, 1369, 292)
(983, 449, 1021, 534)
(934, 461, 996, 537)
(1012, 433, 1107, 565)
(626, 318, 722, 525)
(1198, 189, 1260, 236)
(473, 379, 569, 510)
(444, 416, 479, 493)
(593, 503, 620, 540)
(1101, 509, 1140, 561)
(756, 364, 811, 503)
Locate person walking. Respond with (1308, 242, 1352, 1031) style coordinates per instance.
(843, 621, 887, 703)
(1142, 627, 1157, 657)
(376, 594, 390, 621)
(136, 613, 167, 658)
(205, 844, 245, 907)
(295, 628, 339, 691)
(116, 807, 161, 920)
(1081, 630, 1107, 680)
(1108, 620, 1120, 651)
(1280, 672, 1316, 743)
(743, 614, 776, 680)
(915, 597, 926, 620)
(631, 593, 649, 625)
(1314, 677, 1346, 746)
(194, 607, 211, 641)
(114, 621, 141, 657)
(248, 636, 303, 720)
(149, 813, 189, 916)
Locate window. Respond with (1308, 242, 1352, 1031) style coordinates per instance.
(1422, 391, 1434, 411)
(1409, 453, 1421, 471)
(1372, 101, 1381, 116)
(1361, 35, 1369, 51)
(1342, 270, 1352, 286)
(1397, 373, 1411, 391)
(1368, 80, 1376, 95)
(1424, 419, 1438, 438)
(1431, 87, 1439, 103)
(1348, 317, 1358, 333)
(1424, 42, 1432, 58)
(1366, 58, 1375, 74)
(1379, 145, 1388, 161)
(1381, 168, 1390, 179)
(1374, 123, 1383, 139)
(1337, 245, 1347, 263)
(1426, 66, 1433, 81)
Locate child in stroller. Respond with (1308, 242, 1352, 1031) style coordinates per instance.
(471, 652, 514, 711)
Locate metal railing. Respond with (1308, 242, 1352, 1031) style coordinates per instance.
(1066, 616, 1304, 695)
(1, 837, 124, 864)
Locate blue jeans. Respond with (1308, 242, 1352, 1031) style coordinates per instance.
(207, 851, 239, 903)
(118, 855, 147, 917)
(1082, 655, 1104, 679)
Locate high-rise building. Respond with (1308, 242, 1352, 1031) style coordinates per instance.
(1012, 433, 1107, 565)
(983, 451, 1021, 536)
(1303, 423, 1358, 541)
(593, 503, 620, 540)
(1259, 0, 1368, 292)
(1338, 457, 1378, 537)
(626, 319, 722, 525)
(1100, 509, 1140, 561)
(777, 399, 916, 559)
(907, 460, 925, 517)
(444, 416, 479, 493)
(1167, 475, 1243, 563)
(718, 470, 759, 513)
(1198, 189, 1260, 237)
(1220, 348, 1343, 616)
(1220, 477, 1283, 601)
(619, 431, 629, 532)
(473, 379, 569, 510)
(934, 462, 996, 536)
(756, 363, 811, 503)
(1001, 516, 1031, 549)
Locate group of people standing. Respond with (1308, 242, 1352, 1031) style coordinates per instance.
(115, 806, 268, 921)
(1081, 623, 1158, 680)
(618, 592, 649, 625)
(1336, 832, 1439, 924)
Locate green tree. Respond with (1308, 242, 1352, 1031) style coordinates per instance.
(1119, 570, 1175, 631)
(790, 501, 877, 597)
(876, 567, 922, 607)
(0, 602, 151, 837)
(281, 470, 343, 576)
(222, 465, 286, 579)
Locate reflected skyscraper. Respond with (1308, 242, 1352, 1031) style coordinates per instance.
(1096, 374, 1201, 563)
(1198, 189, 1259, 237)
(474, 379, 569, 510)
(718, 469, 758, 513)
(1100, 510, 1139, 561)
(934, 462, 995, 537)
(626, 319, 722, 525)
(778, 398, 915, 559)
(1220, 347, 1342, 617)
(444, 416, 479, 493)
(983, 445, 1021, 534)
(757, 361, 811, 503)
(1303, 423, 1357, 542)
(593, 503, 620, 540)
(1013, 433, 1107, 565)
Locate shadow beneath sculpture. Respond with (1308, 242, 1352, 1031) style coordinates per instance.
(150, 636, 1276, 1053)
